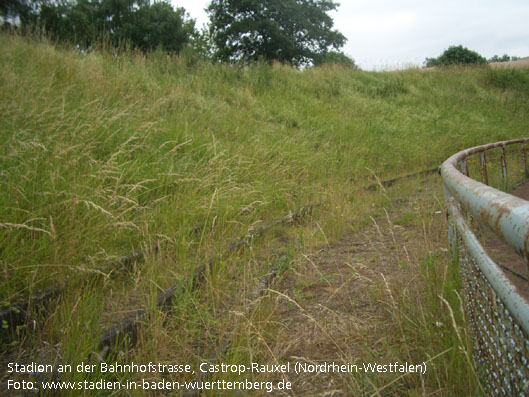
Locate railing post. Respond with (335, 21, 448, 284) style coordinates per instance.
(480, 151, 489, 185)
(501, 145, 508, 188)
(460, 159, 469, 177)
(522, 143, 528, 177)
(443, 185, 457, 258)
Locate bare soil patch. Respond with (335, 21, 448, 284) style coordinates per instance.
(267, 207, 431, 395)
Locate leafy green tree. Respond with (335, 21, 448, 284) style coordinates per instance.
(489, 54, 521, 63)
(32, 0, 195, 53)
(1, 0, 39, 27)
(206, 0, 346, 66)
(125, 2, 194, 52)
(97, 0, 138, 44)
(314, 50, 357, 68)
(189, 27, 215, 61)
(37, 0, 75, 41)
(60, 0, 100, 47)
(425, 45, 487, 67)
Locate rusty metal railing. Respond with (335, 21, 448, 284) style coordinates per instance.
(441, 138, 529, 395)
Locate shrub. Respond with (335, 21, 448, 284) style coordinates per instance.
(488, 54, 521, 63)
(313, 51, 358, 69)
(425, 45, 487, 67)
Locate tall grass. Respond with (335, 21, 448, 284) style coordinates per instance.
(1, 32, 529, 394)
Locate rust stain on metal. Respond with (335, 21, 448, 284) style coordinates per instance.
(489, 200, 513, 241)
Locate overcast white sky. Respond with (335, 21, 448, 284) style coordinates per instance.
(172, 0, 529, 70)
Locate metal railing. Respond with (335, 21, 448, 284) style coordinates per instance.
(441, 138, 529, 395)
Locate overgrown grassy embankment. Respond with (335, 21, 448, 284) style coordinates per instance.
(1, 33, 529, 395)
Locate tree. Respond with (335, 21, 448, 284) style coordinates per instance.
(425, 45, 487, 67)
(189, 27, 215, 60)
(489, 54, 521, 63)
(37, 0, 75, 41)
(32, 0, 195, 53)
(206, 0, 346, 66)
(314, 50, 357, 68)
(1, 0, 38, 27)
(125, 2, 194, 52)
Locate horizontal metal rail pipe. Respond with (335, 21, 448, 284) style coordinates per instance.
(441, 138, 529, 266)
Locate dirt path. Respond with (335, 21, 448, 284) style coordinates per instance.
(263, 180, 529, 395)
(266, 203, 433, 396)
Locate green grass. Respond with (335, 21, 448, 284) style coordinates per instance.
(1, 32, 529, 395)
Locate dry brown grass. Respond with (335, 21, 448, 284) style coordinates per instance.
(490, 57, 529, 69)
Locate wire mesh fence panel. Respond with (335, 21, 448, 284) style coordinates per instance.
(456, 233, 529, 395)
(442, 138, 529, 395)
